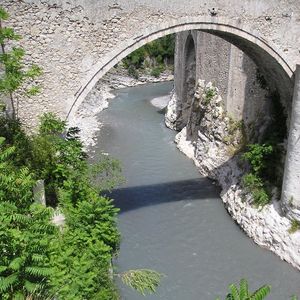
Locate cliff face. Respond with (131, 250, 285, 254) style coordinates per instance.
(167, 80, 300, 269)
(171, 80, 243, 177)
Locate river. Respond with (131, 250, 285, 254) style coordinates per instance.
(95, 82, 300, 299)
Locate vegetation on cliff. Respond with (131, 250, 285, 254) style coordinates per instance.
(0, 112, 163, 299)
(242, 91, 287, 207)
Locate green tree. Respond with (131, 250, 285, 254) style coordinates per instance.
(242, 144, 273, 177)
(0, 202, 57, 300)
(0, 137, 57, 299)
(0, 6, 42, 119)
(122, 34, 175, 78)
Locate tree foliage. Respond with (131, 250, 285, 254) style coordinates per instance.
(0, 137, 57, 300)
(216, 279, 271, 300)
(122, 34, 175, 78)
(49, 198, 119, 299)
(0, 6, 42, 119)
(242, 144, 273, 177)
(0, 113, 123, 299)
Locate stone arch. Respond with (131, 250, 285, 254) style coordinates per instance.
(66, 16, 294, 120)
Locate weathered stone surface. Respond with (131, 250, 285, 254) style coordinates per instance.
(282, 65, 300, 221)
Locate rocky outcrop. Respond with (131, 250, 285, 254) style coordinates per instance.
(68, 82, 114, 149)
(101, 65, 173, 90)
(170, 80, 300, 270)
(165, 89, 179, 130)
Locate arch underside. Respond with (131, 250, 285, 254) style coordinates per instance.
(67, 19, 294, 119)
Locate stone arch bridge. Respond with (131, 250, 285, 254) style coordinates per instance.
(2, 0, 300, 219)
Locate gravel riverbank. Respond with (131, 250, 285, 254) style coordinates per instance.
(68, 67, 173, 150)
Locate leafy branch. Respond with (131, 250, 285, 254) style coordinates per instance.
(215, 279, 271, 300)
(0, 6, 42, 119)
(117, 269, 163, 296)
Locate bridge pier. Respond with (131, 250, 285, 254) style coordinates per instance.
(281, 65, 300, 221)
(166, 30, 269, 134)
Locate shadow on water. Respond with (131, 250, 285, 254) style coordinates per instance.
(106, 178, 221, 213)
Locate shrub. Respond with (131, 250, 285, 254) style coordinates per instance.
(127, 65, 139, 79)
(203, 87, 216, 105)
(242, 144, 273, 176)
(32, 114, 121, 299)
(39, 112, 66, 135)
(0, 112, 123, 299)
(242, 173, 263, 190)
(49, 197, 120, 299)
(29, 113, 87, 206)
(0, 202, 57, 300)
(123, 47, 146, 69)
(150, 65, 164, 78)
(288, 219, 300, 234)
(122, 34, 175, 78)
(251, 186, 271, 207)
(242, 173, 270, 206)
(0, 137, 57, 299)
(242, 144, 273, 206)
(0, 137, 35, 210)
(0, 116, 33, 167)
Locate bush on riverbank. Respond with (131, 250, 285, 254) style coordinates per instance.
(242, 144, 273, 206)
(0, 114, 121, 299)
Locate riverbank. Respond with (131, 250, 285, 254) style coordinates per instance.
(68, 66, 173, 150)
(166, 80, 300, 270)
